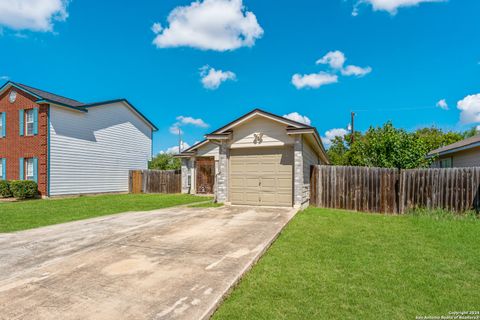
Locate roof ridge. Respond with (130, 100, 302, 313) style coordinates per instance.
(14, 82, 84, 104)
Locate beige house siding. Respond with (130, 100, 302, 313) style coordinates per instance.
(230, 117, 294, 149)
(433, 147, 480, 168)
(179, 111, 328, 208)
(196, 142, 219, 159)
(451, 147, 480, 167)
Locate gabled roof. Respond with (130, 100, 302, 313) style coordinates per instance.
(179, 108, 329, 163)
(428, 135, 480, 157)
(0, 81, 158, 131)
(13, 82, 85, 108)
(211, 108, 313, 134)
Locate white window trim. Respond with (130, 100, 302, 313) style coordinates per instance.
(25, 109, 34, 136)
(26, 158, 34, 181)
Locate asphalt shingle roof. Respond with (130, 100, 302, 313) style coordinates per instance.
(14, 82, 85, 107)
(428, 135, 480, 155)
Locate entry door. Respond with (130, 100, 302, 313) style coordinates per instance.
(196, 157, 215, 194)
(229, 147, 293, 206)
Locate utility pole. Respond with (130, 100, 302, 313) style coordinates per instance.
(350, 112, 355, 144)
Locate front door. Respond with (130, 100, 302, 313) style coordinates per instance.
(196, 157, 215, 194)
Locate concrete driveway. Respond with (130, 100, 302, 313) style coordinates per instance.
(0, 205, 296, 320)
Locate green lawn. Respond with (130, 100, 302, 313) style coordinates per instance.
(213, 208, 480, 320)
(0, 193, 208, 233)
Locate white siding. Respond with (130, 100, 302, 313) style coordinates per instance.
(49, 102, 152, 196)
(302, 138, 320, 204)
(230, 116, 294, 149)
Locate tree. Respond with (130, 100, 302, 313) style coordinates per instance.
(327, 122, 466, 169)
(148, 153, 181, 170)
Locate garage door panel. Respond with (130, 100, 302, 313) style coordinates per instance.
(277, 178, 292, 188)
(229, 147, 293, 207)
(260, 193, 276, 205)
(230, 177, 245, 187)
(246, 178, 260, 187)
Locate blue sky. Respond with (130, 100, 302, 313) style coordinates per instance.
(1, 0, 479, 154)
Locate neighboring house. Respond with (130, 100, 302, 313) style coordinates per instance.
(428, 135, 480, 168)
(176, 109, 329, 208)
(0, 81, 157, 196)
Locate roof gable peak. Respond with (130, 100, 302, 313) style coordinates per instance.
(212, 108, 311, 134)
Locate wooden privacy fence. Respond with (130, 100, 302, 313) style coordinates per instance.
(310, 165, 480, 214)
(129, 170, 181, 194)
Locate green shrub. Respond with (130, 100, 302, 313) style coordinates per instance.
(0, 180, 12, 198)
(9, 180, 38, 200)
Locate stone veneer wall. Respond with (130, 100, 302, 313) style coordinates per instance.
(216, 141, 228, 202)
(293, 135, 304, 207)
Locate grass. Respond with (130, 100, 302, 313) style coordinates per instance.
(0, 193, 208, 233)
(188, 201, 224, 208)
(213, 207, 480, 320)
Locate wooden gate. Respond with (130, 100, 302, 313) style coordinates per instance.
(196, 157, 215, 194)
(129, 170, 181, 194)
(130, 170, 143, 194)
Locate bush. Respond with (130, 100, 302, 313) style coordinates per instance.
(9, 180, 38, 199)
(0, 180, 12, 198)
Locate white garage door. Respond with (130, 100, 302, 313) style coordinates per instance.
(229, 147, 293, 207)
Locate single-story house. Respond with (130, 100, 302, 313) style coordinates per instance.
(428, 135, 480, 168)
(176, 109, 329, 208)
(0, 81, 157, 196)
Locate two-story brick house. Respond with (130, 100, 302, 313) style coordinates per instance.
(0, 81, 157, 197)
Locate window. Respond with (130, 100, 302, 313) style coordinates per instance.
(0, 112, 4, 138)
(440, 157, 452, 168)
(0, 159, 4, 180)
(25, 158, 35, 181)
(25, 110, 34, 136)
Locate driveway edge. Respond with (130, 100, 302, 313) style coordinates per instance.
(199, 207, 299, 320)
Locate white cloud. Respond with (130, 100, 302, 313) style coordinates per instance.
(321, 128, 349, 147)
(457, 94, 480, 124)
(314, 50, 372, 79)
(151, 22, 163, 34)
(357, 0, 445, 15)
(316, 51, 346, 70)
(291, 72, 338, 89)
(169, 115, 209, 135)
(0, 76, 9, 81)
(163, 141, 191, 154)
(0, 0, 69, 32)
(200, 66, 236, 89)
(283, 112, 311, 125)
(341, 65, 372, 77)
(176, 115, 209, 128)
(152, 0, 264, 51)
(436, 99, 449, 110)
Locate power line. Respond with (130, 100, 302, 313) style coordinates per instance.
(351, 106, 438, 112)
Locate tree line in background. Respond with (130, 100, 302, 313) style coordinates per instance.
(327, 122, 478, 169)
(148, 123, 478, 171)
(149, 153, 181, 170)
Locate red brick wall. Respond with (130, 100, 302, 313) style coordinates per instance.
(0, 87, 48, 196)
